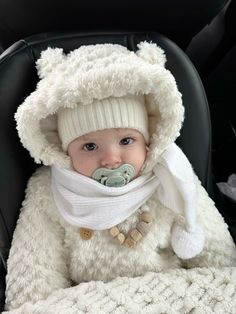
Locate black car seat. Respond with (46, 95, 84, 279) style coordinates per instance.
(0, 31, 213, 311)
(0, 0, 230, 52)
(186, 1, 236, 241)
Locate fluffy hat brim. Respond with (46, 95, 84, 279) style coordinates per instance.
(15, 42, 184, 172)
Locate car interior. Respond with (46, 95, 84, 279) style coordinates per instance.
(0, 0, 235, 311)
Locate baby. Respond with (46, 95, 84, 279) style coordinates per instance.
(4, 42, 236, 312)
(62, 97, 148, 183)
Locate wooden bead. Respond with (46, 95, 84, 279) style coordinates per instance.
(136, 221, 151, 236)
(124, 236, 136, 248)
(116, 233, 125, 244)
(108, 210, 153, 248)
(109, 227, 120, 237)
(140, 211, 153, 223)
(130, 228, 142, 242)
(79, 228, 94, 240)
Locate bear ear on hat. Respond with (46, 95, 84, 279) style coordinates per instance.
(136, 41, 166, 67)
(36, 47, 65, 79)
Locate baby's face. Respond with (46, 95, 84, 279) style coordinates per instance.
(67, 128, 147, 178)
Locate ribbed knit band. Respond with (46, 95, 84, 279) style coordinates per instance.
(58, 95, 149, 151)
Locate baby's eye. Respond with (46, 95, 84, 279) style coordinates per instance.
(83, 143, 98, 151)
(120, 137, 134, 145)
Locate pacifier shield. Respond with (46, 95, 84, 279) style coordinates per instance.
(92, 164, 135, 187)
(106, 174, 126, 187)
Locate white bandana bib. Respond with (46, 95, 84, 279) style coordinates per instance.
(51, 166, 160, 230)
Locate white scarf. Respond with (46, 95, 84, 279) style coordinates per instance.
(51, 143, 198, 233)
(51, 143, 204, 259)
(51, 166, 160, 230)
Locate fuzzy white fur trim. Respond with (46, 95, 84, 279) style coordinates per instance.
(137, 41, 166, 66)
(15, 42, 184, 170)
(36, 48, 65, 79)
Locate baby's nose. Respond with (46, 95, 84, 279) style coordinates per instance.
(101, 150, 122, 169)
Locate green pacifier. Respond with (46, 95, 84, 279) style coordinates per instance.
(92, 164, 135, 187)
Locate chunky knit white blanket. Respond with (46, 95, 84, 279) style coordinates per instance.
(3, 267, 236, 314)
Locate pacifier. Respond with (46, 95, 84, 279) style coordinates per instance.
(91, 164, 135, 187)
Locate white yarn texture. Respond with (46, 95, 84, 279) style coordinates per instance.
(4, 268, 236, 314)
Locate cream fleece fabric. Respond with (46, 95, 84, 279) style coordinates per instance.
(4, 42, 236, 313)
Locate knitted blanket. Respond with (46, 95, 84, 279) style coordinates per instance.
(4, 267, 236, 314)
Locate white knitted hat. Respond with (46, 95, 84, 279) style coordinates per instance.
(57, 94, 149, 151)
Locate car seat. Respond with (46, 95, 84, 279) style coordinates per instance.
(0, 31, 214, 311)
(0, 0, 230, 51)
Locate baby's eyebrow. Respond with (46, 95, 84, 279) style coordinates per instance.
(116, 128, 132, 135)
(81, 135, 91, 141)
(81, 134, 97, 142)
(117, 129, 137, 136)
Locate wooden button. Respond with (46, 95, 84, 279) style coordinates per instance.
(79, 228, 94, 240)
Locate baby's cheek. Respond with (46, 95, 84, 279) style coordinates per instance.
(135, 150, 147, 176)
(76, 159, 99, 178)
(71, 159, 80, 173)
